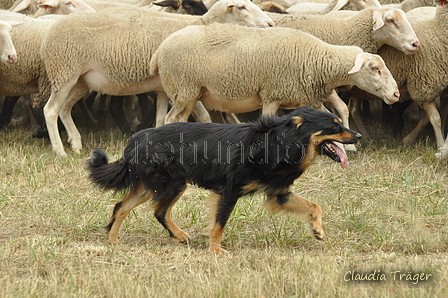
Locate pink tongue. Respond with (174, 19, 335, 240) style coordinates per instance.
(332, 143, 348, 168)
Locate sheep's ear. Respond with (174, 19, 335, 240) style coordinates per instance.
(153, 0, 180, 7)
(348, 53, 366, 74)
(331, 0, 349, 11)
(292, 116, 305, 128)
(13, 0, 34, 12)
(372, 10, 385, 31)
(37, 0, 57, 9)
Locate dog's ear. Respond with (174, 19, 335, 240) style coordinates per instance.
(292, 116, 305, 128)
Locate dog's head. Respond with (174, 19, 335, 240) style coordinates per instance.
(289, 107, 362, 168)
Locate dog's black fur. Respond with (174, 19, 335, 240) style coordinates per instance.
(88, 106, 361, 252)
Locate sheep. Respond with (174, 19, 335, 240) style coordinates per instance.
(149, 23, 399, 137)
(0, 11, 55, 99)
(13, 0, 202, 17)
(264, 7, 418, 150)
(373, 0, 448, 159)
(285, 0, 381, 15)
(0, 19, 20, 65)
(384, 0, 435, 13)
(40, 0, 276, 157)
(0, 11, 59, 131)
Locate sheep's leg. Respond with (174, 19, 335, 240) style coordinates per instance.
(327, 90, 356, 153)
(262, 101, 280, 115)
(349, 96, 371, 139)
(403, 108, 429, 146)
(439, 95, 448, 137)
(165, 100, 197, 124)
(155, 92, 169, 127)
(225, 113, 241, 124)
(191, 101, 212, 123)
(208, 110, 226, 123)
(44, 77, 82, 157)
(59, 82, 90, 154)
(264, 192, 323, 240)
(0, 96, 20, 130)
(421, 101, 444, 148)
(436, 131, 448, 160)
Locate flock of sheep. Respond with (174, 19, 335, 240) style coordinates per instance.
(0, 0, 447, 160)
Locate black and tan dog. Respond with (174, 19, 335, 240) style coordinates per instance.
(88, 106, 361, 253)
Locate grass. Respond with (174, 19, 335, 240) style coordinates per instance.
(0, 117, 447, 297)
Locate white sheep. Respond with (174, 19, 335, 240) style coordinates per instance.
(285, 0, 381, 15)
(342, 0, 448, 157)
(374, 0, 448, 159)
(40, 0, 275, 157)
(0, 11, 56, 100)
(384, 0, 435, 13)
(266, 7, 418, 151)
(0, 19, 21, 65)
(149, 23, 399, 132)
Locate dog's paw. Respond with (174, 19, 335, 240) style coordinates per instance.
(172, 231, 191, 244)
(312, 229, 324, 241)
(209, 242, 228, 254)
(107, 237, 120, 244)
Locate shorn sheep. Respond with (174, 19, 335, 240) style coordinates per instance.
(0, 19, 20, 65)
(41, 0, 276, 157)
(149, 23, 399, 129)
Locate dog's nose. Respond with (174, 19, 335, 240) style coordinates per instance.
(355, 133, 362, 141)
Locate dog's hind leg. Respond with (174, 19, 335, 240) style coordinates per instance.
(265, 192, 324, 240)
(106, 184, 154, 244)
(153, 182, 191, 243)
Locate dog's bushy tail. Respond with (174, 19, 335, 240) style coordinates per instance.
(87, 149, 132, 191)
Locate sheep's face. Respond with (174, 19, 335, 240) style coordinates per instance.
(373, 8, 420, 55)
(0, 21, 20, 65)
(348, 53, 400, 105)
(219, 0, 275, 28)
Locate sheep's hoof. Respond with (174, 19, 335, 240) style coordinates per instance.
(435, 147, 448, 160)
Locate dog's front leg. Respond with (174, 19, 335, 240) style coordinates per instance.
(206, 191, 240, 254)
(265, 191, 324, 240)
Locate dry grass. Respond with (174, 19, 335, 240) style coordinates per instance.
(0, 118, 447, 298)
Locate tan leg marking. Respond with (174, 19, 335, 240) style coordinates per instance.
(265, 192, 324, 240)
(164, 204, 191, 243)
(204, 192, 228, 253)
(209, 223, 227, 254)
(108, 184, 153, 244)
(154, 185, 190, 243)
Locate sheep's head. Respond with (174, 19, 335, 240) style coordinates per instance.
(348, 53, 400, 105)
(0, 21, 21, 65)
(372, 8, 420, 55)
